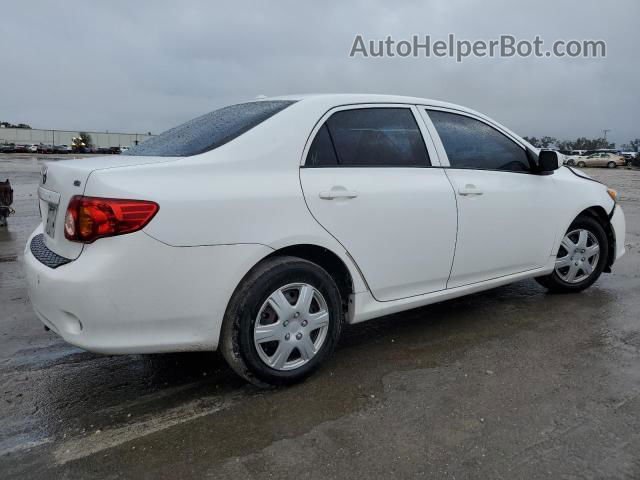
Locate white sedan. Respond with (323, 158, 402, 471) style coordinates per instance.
(24, 94, 626, 386)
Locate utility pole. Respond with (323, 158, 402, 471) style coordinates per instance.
(603, 129, 611, 140)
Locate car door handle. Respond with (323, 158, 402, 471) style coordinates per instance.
(458, 184, 483, 196)
(319, 189, 359, 200)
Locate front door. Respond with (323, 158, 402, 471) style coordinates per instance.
(424, 108, 558, 288)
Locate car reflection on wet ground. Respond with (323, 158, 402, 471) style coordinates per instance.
(1, 154, 639, 479)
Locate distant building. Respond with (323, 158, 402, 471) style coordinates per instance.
(0, 128, 153, 148)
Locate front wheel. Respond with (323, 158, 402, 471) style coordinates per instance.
(607, 161, 617, 168)
(536, 215, 609, 293)
(577, 161, 586, 168)
(221, 256, 343, 386)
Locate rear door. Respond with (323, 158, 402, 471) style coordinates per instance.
(300, 105, 458, 301)
(421, 108, 558, 288)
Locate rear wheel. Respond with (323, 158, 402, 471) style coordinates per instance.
(536, 215, 608, 293)
(221, 256, 343, 386)
(577, 161, 586, 168)
(607, 161, 617, 168)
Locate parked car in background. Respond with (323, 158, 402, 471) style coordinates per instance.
(0, 144, 15, 153)
(36, 144, 53, 154)
(53, 145, 72, 154)
(119, 146, 130, 153)
(557, 151, 577, 165)
(75, 146, 96, 154)
(13, 144, 29, 153)
(573, 152, 626, 168)
(620, 152, 637, 165)
(24, 94, 626, 386)
(583, 149, 620, 156)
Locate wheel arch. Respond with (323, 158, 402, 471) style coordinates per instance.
(224, 240, 367, 323)
(573, 206, 616, 273)
(262, 244, 359, 311)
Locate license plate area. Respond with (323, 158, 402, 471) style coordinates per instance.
(38, 187, 61, 239)
(45, 203, 58, 238)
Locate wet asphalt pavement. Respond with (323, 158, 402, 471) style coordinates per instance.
(1, 154, 639, 479)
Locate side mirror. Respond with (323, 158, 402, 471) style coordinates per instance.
(536, 150, 561, 174)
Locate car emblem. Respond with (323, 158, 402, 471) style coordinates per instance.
(41, 166, 47, 185)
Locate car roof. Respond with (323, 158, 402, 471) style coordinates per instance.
(258, 93, 530, 149)
(264, 93, 484, 117)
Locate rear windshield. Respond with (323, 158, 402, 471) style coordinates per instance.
(125, 100, 296, 157)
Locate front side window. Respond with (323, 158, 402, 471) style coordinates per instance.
(306, 108, 430, 167)
(126, 100, 296, 157)
(428, 110, 531, 172)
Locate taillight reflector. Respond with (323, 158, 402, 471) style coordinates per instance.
(64, 196, 159, 243)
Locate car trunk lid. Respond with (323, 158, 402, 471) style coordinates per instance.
(37, 155, 176, 260)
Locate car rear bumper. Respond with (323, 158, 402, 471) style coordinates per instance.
(24, 224, 272, 354)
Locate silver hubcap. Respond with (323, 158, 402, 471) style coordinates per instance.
(555, 229, 600, 284)
(254, 283, 330, 371)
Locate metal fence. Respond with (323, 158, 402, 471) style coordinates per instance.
(0, 127, 153, 148)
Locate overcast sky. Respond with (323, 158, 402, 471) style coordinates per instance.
(2, 0, 638, 145)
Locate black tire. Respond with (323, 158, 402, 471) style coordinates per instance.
(536, 215, 609, 293)
(221, 256, 343, 387)
(607, 161, 617, 168)
(577, 161, 586, 168)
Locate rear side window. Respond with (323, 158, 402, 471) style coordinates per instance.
(306, 125, 339, 167)
(126, 100, 296, 157)
(428, 110, 531, 172)
(306, 108, 430, 167)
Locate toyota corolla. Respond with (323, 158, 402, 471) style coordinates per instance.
(24, 94, 626, 386)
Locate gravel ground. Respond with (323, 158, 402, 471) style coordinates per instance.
(1, 154, 639, 479)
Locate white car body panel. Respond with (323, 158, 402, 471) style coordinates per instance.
(544, 167, 616, 254)
(24, 93, 625, 354)
(350, 262, 555, 324)
(25, 224, 273, 353)
(39, 154, 180, 259)
(442, 168, 559, 287)
(610, 206, 626, 260)
(301, 166, 457, 301)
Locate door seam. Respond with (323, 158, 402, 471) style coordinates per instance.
(442, 168, 460, 289)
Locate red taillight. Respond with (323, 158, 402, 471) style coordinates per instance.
(64, 196, 159, 243)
